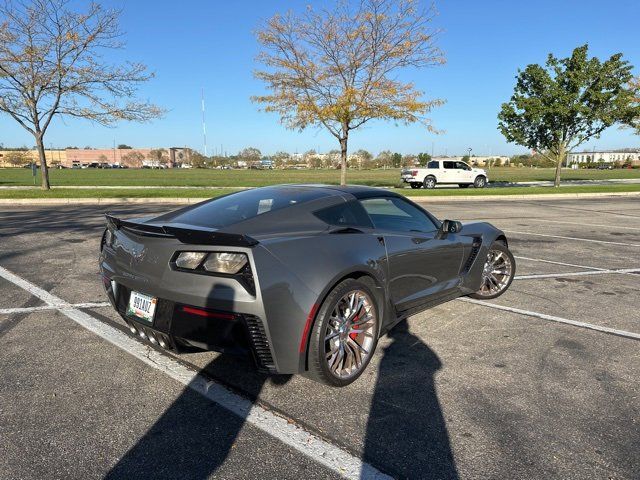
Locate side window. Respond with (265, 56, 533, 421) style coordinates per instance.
(443, 161, 456, 169)
(427, 161, 439, 169)
(456, 162, 471, 171)
(314, 201, 373, 228)
(359, 197, 438, 233)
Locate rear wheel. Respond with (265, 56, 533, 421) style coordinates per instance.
(423, 176, 436, 189)
(410, 182, 422, 189)
(469, 242, 516, 299)
(307, 279, 379, 387)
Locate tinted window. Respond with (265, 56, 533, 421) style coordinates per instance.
(159, 187, 332, 228)
(456, 162, 471, 170)
(443, 161, 456, 169)
(427, 161, 439, 169)
(314, 201, 373, 228)
(359, 197, 438, 233)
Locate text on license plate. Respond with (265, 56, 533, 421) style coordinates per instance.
(127, 291, 157, 323)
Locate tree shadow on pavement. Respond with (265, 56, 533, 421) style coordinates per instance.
(363, 320, 459, 479)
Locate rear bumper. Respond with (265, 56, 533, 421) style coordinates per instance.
(401, 175, 420, 183)
(101, 274, 276, 372)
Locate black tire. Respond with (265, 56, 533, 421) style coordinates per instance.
(306, 278, 380, 387)
(410, 182, 422, 189)
(474, 175, 487, 188)
(458, 184, 470, 188)
(469, 242, 516, 300)
(423, 176, 436, 189)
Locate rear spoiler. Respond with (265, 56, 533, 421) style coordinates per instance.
(105, 214, 259, 247)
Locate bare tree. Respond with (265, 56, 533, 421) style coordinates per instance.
(121, 150, 144, 168)
(148, 148, 169, 168)
(0, 0, 164, 189)
(254, 0, 444, 185)
(4, 149, 30, 166)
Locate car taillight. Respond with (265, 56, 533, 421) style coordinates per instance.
(411, 170, 418, 176)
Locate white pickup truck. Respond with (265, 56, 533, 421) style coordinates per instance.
(401, 159, 488, 189)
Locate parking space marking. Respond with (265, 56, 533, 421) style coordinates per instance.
(535, 218, 640, 231)
(505, 230, 640, 247)
(0, 302, 110, 315)
(0, 265, 390, 480)
(459, 297, 640, 341)
(515, 268, 640, 280)
(513, 255, 607, 271)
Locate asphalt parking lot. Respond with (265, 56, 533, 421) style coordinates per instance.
(1, 197, 639, 479)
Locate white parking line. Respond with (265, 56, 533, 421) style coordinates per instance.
(515, 268, 640, 280)
(0, 265, 389, 480)
(0, 302, 110, 315)
(536, 218, 640, 231)
(505, 230, 640, 247)
(459, 297, 640, 341)
(513, 255, 607, 271)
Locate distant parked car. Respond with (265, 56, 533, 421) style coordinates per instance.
(401, 160, 488, 189)
(597, 164, 613, 170)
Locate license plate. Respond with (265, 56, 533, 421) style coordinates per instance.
(127, 291, 157, 323)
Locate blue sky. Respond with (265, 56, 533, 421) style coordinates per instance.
(1, 0, 639, 156)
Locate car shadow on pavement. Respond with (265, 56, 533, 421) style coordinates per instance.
(105, 354, 291, 479)
(105, 283, 292, 479)
(363, 320, 459, 479)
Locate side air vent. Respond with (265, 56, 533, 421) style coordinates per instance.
(462, 238, 482, 273)
(245, 315, 276, 373)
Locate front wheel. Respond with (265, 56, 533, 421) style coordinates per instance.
(469, 242, 516, 299)
(474, 176, 487, 188)
(306, 279, 380, 387)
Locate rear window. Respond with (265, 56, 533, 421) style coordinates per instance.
(443, 161, 456, 169)
(427, 161, 439, 169)
(159, 187, 332, 228)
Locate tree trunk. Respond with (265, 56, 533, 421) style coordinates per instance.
(35, 134, 51, 190)
(554, 144, 565, 188)
(339, 136, 348, 186)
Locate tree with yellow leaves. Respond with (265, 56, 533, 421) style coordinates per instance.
(254, 0, 444, 185)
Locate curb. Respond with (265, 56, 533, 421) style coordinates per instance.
(1, 190, 639, 205)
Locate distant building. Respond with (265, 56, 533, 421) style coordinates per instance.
(566, 149, 640, 165)
(0, 149, 66, 167)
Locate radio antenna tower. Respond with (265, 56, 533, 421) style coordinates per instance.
(201, 88, 208, 156)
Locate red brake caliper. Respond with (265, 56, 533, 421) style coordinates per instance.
(349, 315, 358, 340)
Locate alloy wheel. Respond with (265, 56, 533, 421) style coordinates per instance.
(324, 290, 377, 379)
(476, 248, 513, 297)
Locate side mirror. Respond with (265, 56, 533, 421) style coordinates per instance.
(440, 219, 463, 235)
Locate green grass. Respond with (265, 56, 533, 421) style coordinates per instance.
(398, 183, 640, 196)
(2, 166, 640, 188)
(1, 184, 639, 199)
(0, 188, 240, 199)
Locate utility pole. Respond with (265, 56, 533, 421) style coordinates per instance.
(201, 88, 208, 156)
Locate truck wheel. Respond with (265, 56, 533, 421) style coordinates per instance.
(474, 176, 487, 188)
(423, 176, 436, 189)
(410, 182, 422, 189)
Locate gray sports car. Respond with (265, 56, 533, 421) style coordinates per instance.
(99, 185, 515, 386)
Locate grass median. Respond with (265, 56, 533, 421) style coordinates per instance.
(1, 183, 639, 200)
(2, 166, 640, 187)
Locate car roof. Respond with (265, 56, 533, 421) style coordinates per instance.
(282, 184, 402, 199)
